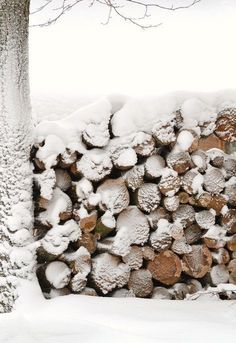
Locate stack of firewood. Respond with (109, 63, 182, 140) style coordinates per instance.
(32, 106, 236, 300)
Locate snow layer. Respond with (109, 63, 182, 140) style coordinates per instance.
(35, 91, 236, 169)
(1, 280, 236, 343)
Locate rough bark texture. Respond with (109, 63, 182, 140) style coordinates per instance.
(0, 0, 33, 313)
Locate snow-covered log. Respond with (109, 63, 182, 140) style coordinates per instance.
(128, 269, 153, 297)
(182, 245, 212, 278)
(111, 206, 150, 256)
(91, 253, 130, 294)
(123, 164, 145, 191)
(134, 183, 161, 213)
(96, 178, 129, 214)
(158, 168, 181, 196)
(215, 108, 236, 142)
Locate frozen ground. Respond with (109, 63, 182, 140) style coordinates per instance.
(1, 280, 236, 343)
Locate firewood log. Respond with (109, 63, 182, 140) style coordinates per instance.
(172, 109, 183, 128)
(169, 283, 189, 300)
(122, 246, 143, 270)
(135, 183, 161, 213)
(37, 196, 50, 211)
(184, 224, 203, 244)
(203, 167, 225, 194)
(59, 149, 77, 169)
(229, 271, 236, 284)
(94, 212, 115, 239)
(221, 209, 236, 233)
(70, 162, 81, 178)
(195, 210, 215, 229)
(181, 170, 204, 195)
(227, 234, 236, 251)
(152, 121, 176, 145)
(147, 250, 182, 285)
(172, 205, 195, 228)
(110, 145, 137, 170)
(55, 169, 72, 191)
(40, 220, 81, 257)
(76, 232, 98, 254)
(175, 129, 199, 153)
(36, 246, 58, 263)
(60, 246, 91, 276)
(77, 149, 112, 182)
(142, 246, 155, 261)
(69, 273, 87, 293)
(146, 207, 170, 230)
(163, 196, 179, 212)
(128, 269, 153, 297)
(212, 248, 230, 265)
(198, 134, 225, 151)
(191, 150, 208, 172)
(145, 154, 165, 179)
(209, 264, 229, 286)
(150, 219, 172, 252)
(96, 237, 114, 254)
(171, 238, 192, 255)
(169, 221, 184, 240)
(33, 157, 46, 172)
(182, 245, 212, 278)
(203, 225, 227, 249)
(34, 169, 56, 201)
(215, 108, 236, 142)
(38, 187, 73, 226)
(224, 183, 236, 207)
(151, 287, 172, 299)
(159, 168, 181, 196)
(80, 211, 97, 233)
(178, 191, 190, 204)
(223, 158, 236, 179)
(37, 261, 71, 291)
(112, 206, 150, 256)
(82, 122, 110, 148)
(123, 164, 145, 191)
(197, 192, 227, 215)
(186, 279, 202, 294)
(166, 151, 192, 174)
(90, 253, 130, 294)
(97, 178, 129, 214)
(132, 133, 156, 157)
(227, 259, 236, 272)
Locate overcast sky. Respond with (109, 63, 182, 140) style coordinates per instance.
(29, 0, 236, 97)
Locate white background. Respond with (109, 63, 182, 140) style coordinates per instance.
(29, 0, 236, 97)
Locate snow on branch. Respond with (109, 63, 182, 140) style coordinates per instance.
(31, 0, 201, 28)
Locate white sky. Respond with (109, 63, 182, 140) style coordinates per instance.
(29, 0, 236, 97)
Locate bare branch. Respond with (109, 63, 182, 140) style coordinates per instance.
(30, 0, 202, 28)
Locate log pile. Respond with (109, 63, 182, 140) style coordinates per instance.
(32, 106, 236, 300)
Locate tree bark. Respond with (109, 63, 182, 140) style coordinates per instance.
(0, 0, 33, 312)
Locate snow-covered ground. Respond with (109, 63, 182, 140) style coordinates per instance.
(1, 280, 236, 343)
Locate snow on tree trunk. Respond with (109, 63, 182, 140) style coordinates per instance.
(0, 0, 33, 313)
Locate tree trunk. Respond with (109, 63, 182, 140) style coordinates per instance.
(0, 0, 33, 313)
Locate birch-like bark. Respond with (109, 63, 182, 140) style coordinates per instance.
(0, 0, 34, 313)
